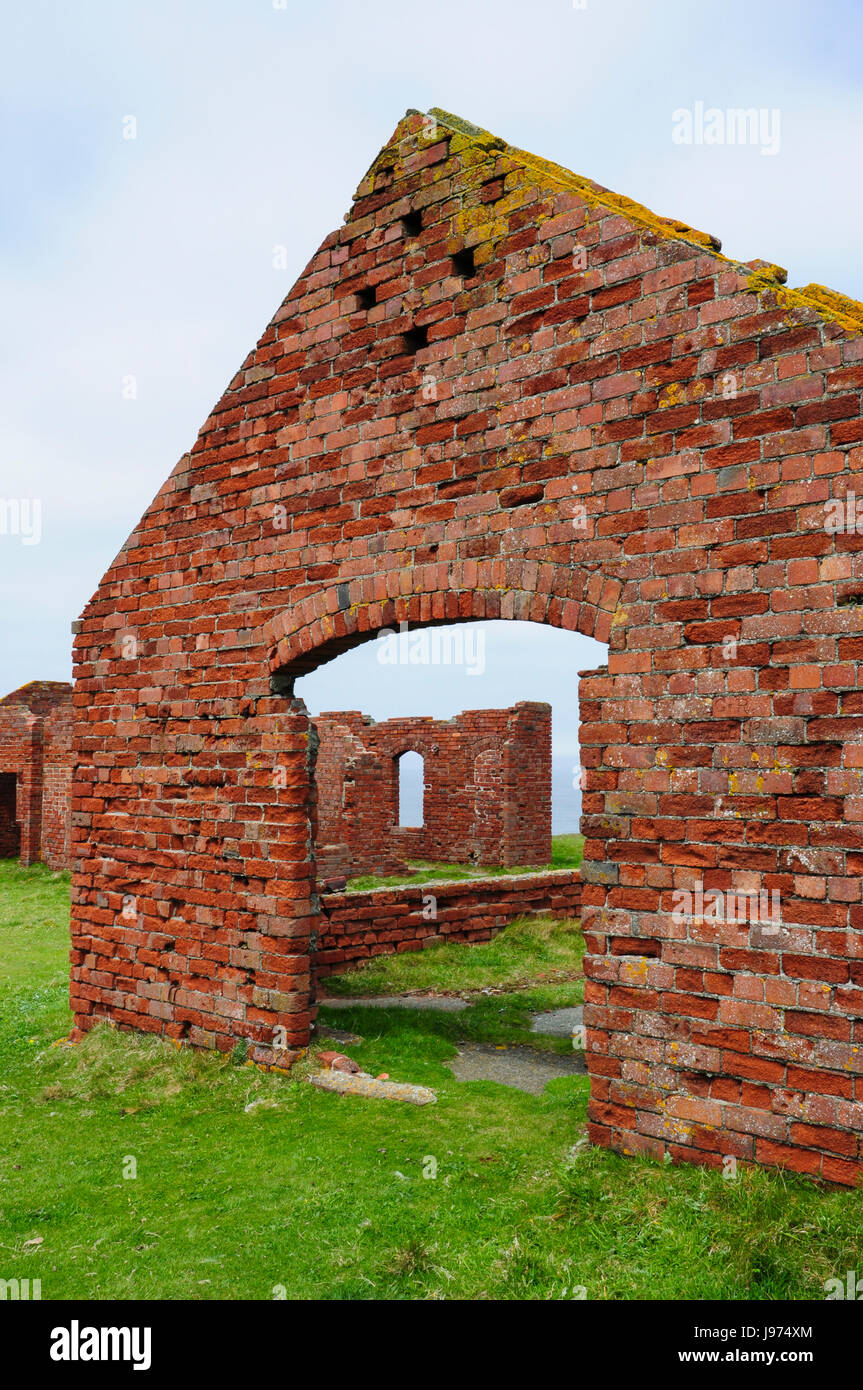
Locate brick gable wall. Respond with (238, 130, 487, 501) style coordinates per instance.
(69, 108, 863, 1184)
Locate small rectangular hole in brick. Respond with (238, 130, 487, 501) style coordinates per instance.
(401, 210, 423, 238)
(355, 286, 375, 311)
(610, 937, 661, 957)
(451, 247, 475, 278)
(402, 324, 428, 353)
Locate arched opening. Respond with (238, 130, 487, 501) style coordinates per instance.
(263, 562, 622, 683)
(396, 750, 424, 828)
(286, 614, 607, 928)
(275, 611, 610, 1112)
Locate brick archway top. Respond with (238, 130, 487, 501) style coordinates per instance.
(264, 560, 622, 677)
(393, 745, 424, 758)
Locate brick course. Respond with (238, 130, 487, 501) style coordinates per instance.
(69, 107, 863, 1183)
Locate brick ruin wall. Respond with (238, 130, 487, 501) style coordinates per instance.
(314, 869, 581, 977)
(68, 107, 863, 1184)
(41, 702, 74, 871)
(0, 684, 74, 869)
(312, 702, 551, 879)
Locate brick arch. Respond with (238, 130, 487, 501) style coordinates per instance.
(263, 559, 626, 678)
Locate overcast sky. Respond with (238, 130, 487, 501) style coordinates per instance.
(3, 0, 862, 766)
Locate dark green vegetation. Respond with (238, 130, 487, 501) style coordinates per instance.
(0, 860, 859, 1300)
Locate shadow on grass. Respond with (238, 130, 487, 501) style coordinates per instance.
(317, 986, 579, 1057)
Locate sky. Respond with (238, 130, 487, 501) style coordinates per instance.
(2, 0, 862, 807)
(295, 619, 606, 831)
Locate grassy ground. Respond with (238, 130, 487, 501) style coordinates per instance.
(0, 861, 72, 991)
(1, 859, 862, 1301)
(344, 832, 583, 892)
(321, 914, 584, 1009)
(550, 833, 583, 869)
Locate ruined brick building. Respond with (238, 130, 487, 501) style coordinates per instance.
(0, 681, 73, 869)
(313, 701, 551, 881)
(70, 108, 863, 1184)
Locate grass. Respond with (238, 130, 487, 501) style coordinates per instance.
(344, 832, 583, 892)
(318, 987, 579, 1056)
(550, 833, 583, 869)
(1, 858, 862, 1301)
(0, 860, 71, 991)
(321, 913, 584, 1008)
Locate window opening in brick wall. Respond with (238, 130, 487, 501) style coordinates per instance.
(396, 750, 424, 827)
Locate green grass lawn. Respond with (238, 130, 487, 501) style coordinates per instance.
(321, 913, 585, 1010)
(344, 832, 583, 892)
(0, 860, 73, 991)
(1, 859, 861, 1301)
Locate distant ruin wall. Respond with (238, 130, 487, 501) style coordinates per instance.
(313, 702, 552, 879)
(0, 682, 73, 869)
(42, 701, 74, 871)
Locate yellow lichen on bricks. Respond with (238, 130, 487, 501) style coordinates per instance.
(428, 107, 863, 339)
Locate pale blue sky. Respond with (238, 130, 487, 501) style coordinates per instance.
(2, 0, 861, 769)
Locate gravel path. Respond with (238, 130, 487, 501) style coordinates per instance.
(317, 994, 586, 1093)
(444, 1043, 586, 1093)
(529, 1005, 583, 1036)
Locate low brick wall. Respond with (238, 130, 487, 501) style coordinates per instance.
(314, 869, 581, 978)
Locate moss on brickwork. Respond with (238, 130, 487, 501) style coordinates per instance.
(371, 106, 863, 337)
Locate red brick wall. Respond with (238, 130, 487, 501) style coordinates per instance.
(0, 706, 41, 865)
(314, 869, 581, 977)
(313, 702, 551, 876)
(42, 701, 73, 871)
(312, 714, 409, 879)
(0, 685, 73, 868)
(497, 703, 553, 866)
(69, 107, 863, 1183)
(0, 681, 75, 718)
